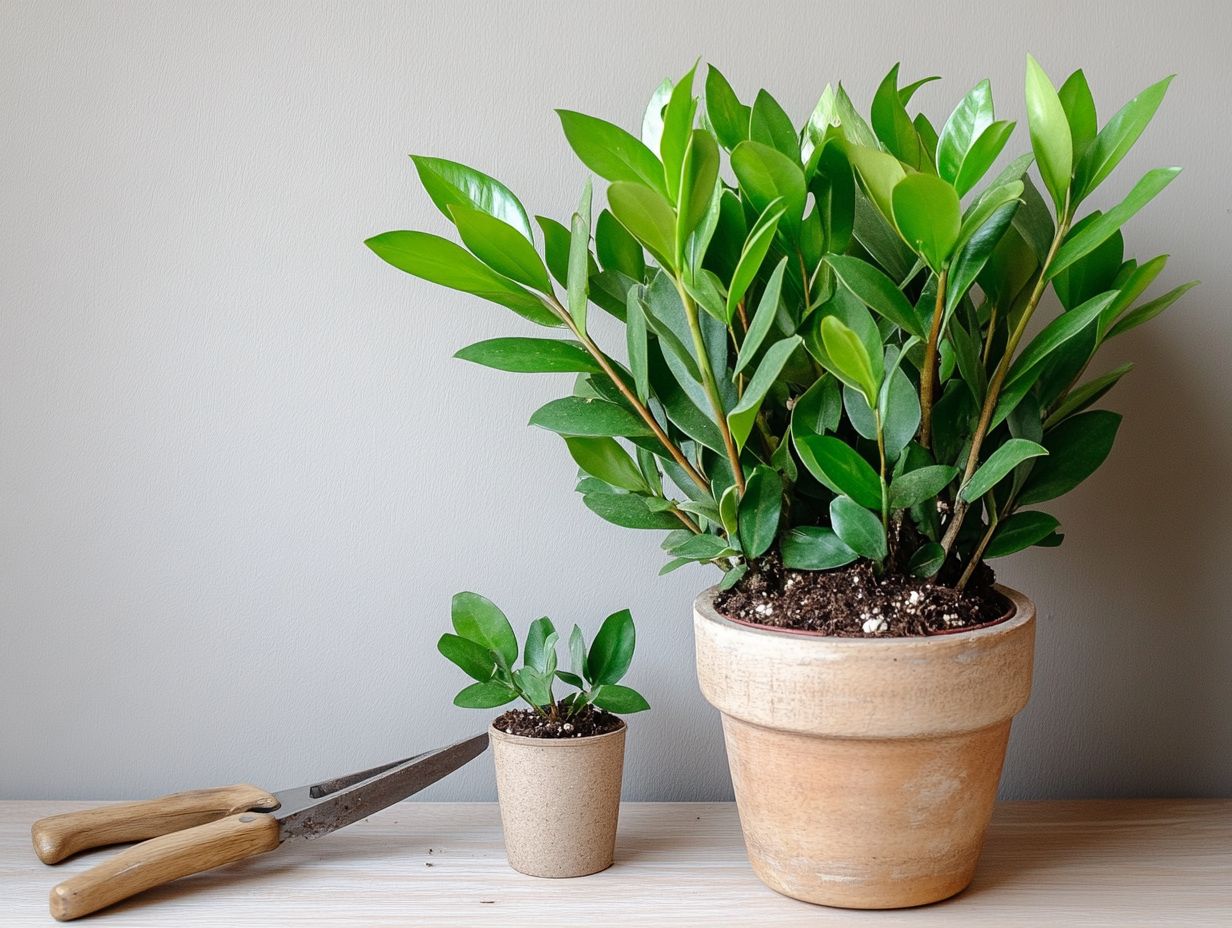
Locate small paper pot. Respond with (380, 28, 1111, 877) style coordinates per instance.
(489, 721, 626, 878)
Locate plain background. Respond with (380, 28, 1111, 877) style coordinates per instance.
(3, 1, 1230, 802)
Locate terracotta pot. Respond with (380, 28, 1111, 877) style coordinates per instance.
(694, 584, 1035, 909)
(489, 721, 626, 878)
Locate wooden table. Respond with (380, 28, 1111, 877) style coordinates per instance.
(1, 801, 1229, 925)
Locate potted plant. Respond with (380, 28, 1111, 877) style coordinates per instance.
(439, 592, 648, 877)
(372, 57, 1193, 907)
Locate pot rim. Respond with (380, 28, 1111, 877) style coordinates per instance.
(696, 582, 1031, 645)
(487, 718, 627, 747)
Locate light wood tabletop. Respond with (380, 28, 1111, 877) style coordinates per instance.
(1, 800, 1228, 925)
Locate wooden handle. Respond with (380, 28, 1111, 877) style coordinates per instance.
(32, 784, 279, 864)
(49, 811, 280, 921)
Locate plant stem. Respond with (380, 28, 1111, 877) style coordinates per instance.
(918, 267, 948, 451)
(874, 409, 889, 532)
(544, 295, 710, 496)
(981, 304, 999, 366)
(939, 207, 1071, 562)
(956, 492, 999, 591)
(673, 279, 746, 495)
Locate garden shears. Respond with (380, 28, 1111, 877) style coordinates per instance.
(31, 732, 489, 921)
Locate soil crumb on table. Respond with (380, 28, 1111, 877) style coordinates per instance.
(715, 557, 1010, 637)
(492, 703, 623, 738)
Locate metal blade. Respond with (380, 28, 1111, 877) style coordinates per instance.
(274, 732, 489, 841)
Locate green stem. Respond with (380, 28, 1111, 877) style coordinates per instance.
(918, 267, 948, 451)
(956, 492, 999, 591)
(874, 409, 889, 532)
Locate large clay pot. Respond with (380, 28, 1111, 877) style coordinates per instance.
(694, 585, 1034, 909)
(489, 722, 626, 878)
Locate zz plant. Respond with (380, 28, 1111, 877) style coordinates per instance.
(439, 592, 650, 719)
(371, 57, 1194, 593)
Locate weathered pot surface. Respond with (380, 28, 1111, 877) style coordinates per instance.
(694, 584, 1035, 909)
(489, 721, 626, 878)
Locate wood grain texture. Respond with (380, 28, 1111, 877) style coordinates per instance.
(31, 785, 279, 864)
(1, 801, 1228, 926)
(48, 811, 280, 921)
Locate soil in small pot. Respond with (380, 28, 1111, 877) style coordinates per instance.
(492, 702, 623, 739)
(715, 554, 1010, 637)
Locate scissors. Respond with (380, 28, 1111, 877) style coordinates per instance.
(31, 732, 489, 921)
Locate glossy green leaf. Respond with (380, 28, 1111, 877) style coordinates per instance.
(537, 215, 573, 286)
(557, 109, 666, 194)
(1024, 55, 1072, 213)
(437, 633, 496, 682)
(843, 142, 907, 222)
(451, 591, 518, 666)
(704, 65, 750, 150)
(449, 204, 551, 293)
(569, 625, 587, 680)
(960, 438, 1048, 502)
(678, 130, 721, 247)
(665, 532, 732, 560)
(780, 526, 857, 570)
(565, 437, 648, 492)
(728, 336, 801, 449)
(750, 89, 799, 159)
(796, 434, 882, 510)
(829, 495, 887, 561)
(453, 681, 518, 709)
(365, 231, 558, 326)
(625, 287, 650, 402)
(587, 608, 636, 685)
(410, 155, 533, 240)
(738, 466, 783, 558)
(1074, 75, 1173, 202)
(734, 257, 787, 374)
(567, 181, 593, 332)
(827, 254, 924, 337)
(529, 396, 653, 438)
(730, 140, 807, 234)
(1058, 69, 1097, 160)
(986, 511, 1060, 558)
(1051, 216, 1123, 310)
(907, 542, 946, 577)
(889, 465, 958, 510)
(1106, 281, 1197, 339)
(1018, 410, 1121, 504)
(726, 199, 786, 320)
(833, 83, 880, 149)
(1045, 363, 1132, 426)
(660, 64, 699, 203)
(454, 337, 600, 374)
(1048, 168, 1181, 279)
(513, 668, 552, 708)
(871, 64, 928, 170)
(819, 314, 880, 405)
(878, 364, 921, 460)
(608, 181, 678, 269)
(812, 141, 856, 253)
(947, 199, 1020, 317)
(641, 78, 673, 152)
(596, 209, 646, 280)
(937, 80, 994, 186)
(791, 375, 843, 442)
(591, 683, 650, 714)
(523, 617, 558, 674)
(954, 121, 1016, 197)
(583, 490, 680, 530)
(892, 173, 961, 272)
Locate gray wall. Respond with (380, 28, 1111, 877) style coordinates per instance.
(3, 0, 1229, 802)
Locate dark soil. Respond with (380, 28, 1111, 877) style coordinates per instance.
(715, 555, 1010, 637)
(492, 702, 624, 739)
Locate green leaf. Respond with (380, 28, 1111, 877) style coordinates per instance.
(726, 199, 786, 321)
(829, 495, 887, 562)
(608, 182, 677, 270)
(453, 338, 601, 374)
(410, 155, 533, 240)
(812, 141, 856, 253)
(960, 438, 1048, 502)
(590, 684, 650, 714)
(879, 365, 922, 461)
(827, 255, 923, 337)
(596, 209, 646, 280)
(986, 511, 1061, 558)
(819, 315, 879, 406)
(666, 533, 733, 560)
(1047, 168, 1181, 279)
(567, 180, 593, 332)
(513, 668, 553, 708)
(557, 109, 666, 194)
(1107, 281, 1197, 339)
(529, 396, 653, 438)
(678, 130, 721, 247)
(451, 591, 518, 666)
(453, 681, 518, 709)
(937, 79, 994, 186)
(565, 437, 648, 492)
(780, 526, 857, 570)
(728, 336, 801, 449)
(704, 65, 750, 150)
(642, 78, 673, 152)
(449, 204, 551, 293)
(737, 466, 783, 558)
(1024, 55, 1072, 213)
(1018, 410, 1121, 505)
(891, 174, 961, 272)
(907, 542, 945, 577)
(1074, 75, 1173, 202)
(947, 199, 1020, 317)
(569, 625, 587, 680)
(796, 435, 882, 510)
(1046, 363, 1132, 426)
(365, 231, 558, 327)
(1058, 69, 1097, 160)
(437, 633, 496, 682)
(750, 89, 799, 159)
(660, 64, 698, 202)
(833, 83, 879, 149)
(871, 64, 928, 170)
(954, 121, 1016, 198)
(734, 257, 787, 374)
(730, 140, 807, 234)
(625, 288, 650, 402)
(587, 608, 636, 685)
(791, 375, 842, 441)
(843, 142, 907, 222)
(889, 465, 958, 510)
(523, 617, 558, 674)
(583, 491, 681, 530)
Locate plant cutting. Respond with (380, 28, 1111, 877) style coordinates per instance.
(371, 56, 1193, 907)
(440, 592, 647, 877)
